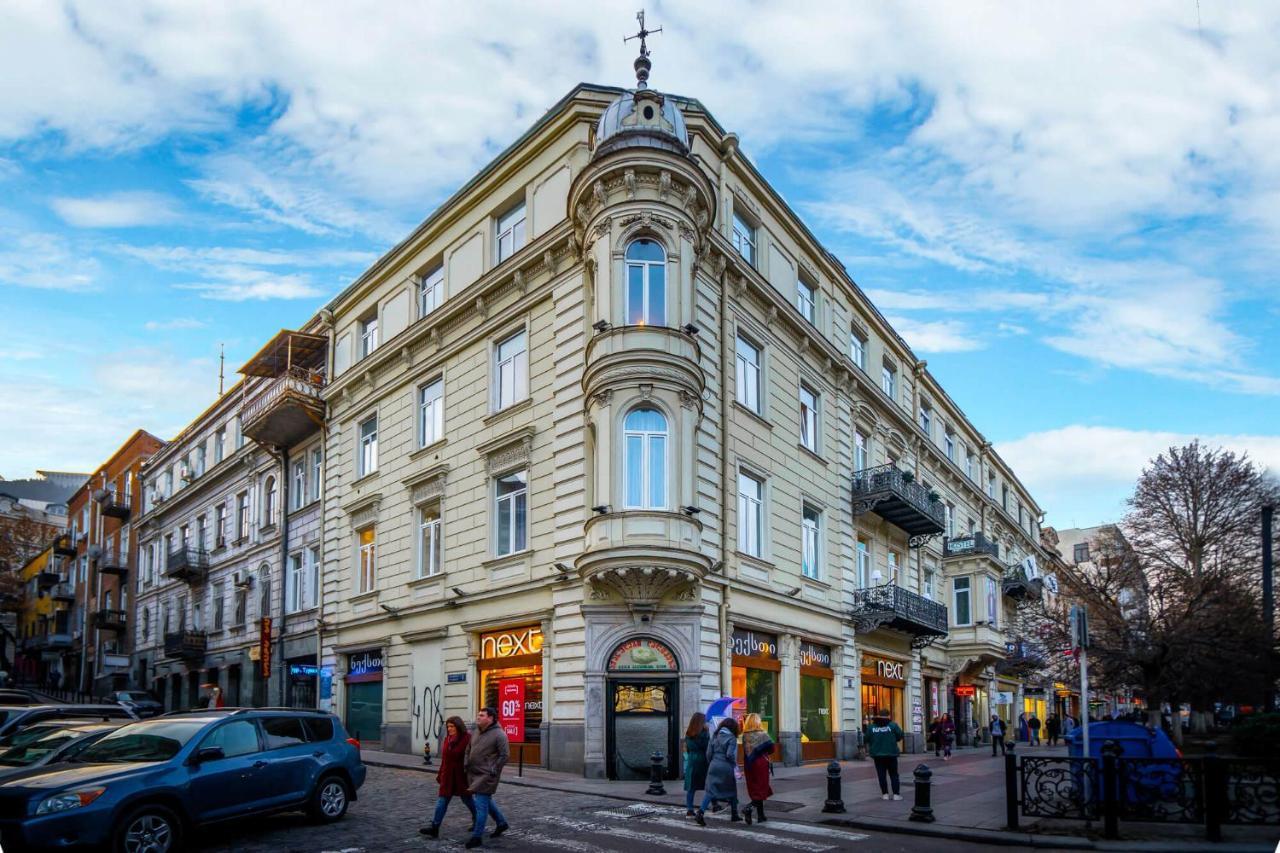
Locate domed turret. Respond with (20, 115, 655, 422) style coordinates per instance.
(593, 12, 689, 159)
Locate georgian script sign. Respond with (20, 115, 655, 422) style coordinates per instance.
(259, 617, 272, 679)
(608, 637, 678, 671)
(799, 641, 832, 669)
(348, 650, 383, 682)
(481, 625, 544, 660)
(730, 628, 777, 660)
(955, 684, 977, 698)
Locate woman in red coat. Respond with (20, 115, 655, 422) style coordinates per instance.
(420, 716, 477, 838)
(741, 713, 775, 825)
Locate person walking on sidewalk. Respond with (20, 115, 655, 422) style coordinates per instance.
(420, 716, 476, 838)
(696, 717, 742, 826)
(940, 713, 955, 760)
(990, 714, 1007, 756)
(1046, 713, 1061, 747)
(463, 706, 510, 849)
(683, 712, 710, 818)
(928, 716, 944, 758)
(1028, 713, 1042, 746)
(867, 713, 904, 800)
(740, 713, 774, 825)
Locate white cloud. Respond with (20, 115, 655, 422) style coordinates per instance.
(0, 229, 98, 291)
(144, 317, 206, 331)
(50, 191, 179, 228)
(176, 271, 324, 302)
(885, 316, 983, 353)
(997, 425, 1280, 528)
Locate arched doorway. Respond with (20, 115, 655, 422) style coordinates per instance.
(605, 637, 680, 781)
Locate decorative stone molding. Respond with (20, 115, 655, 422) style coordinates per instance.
(403, 463, 449, 506)
(343, 492, 383, 529)
(624, 169, 637, 199)
(477, 425, 536, 476)
(658, 170, 672, 200)
(593, 180, 608, 208)
(474, 295, 487, 318)
(587, 565, 696, 612)
(399, 346, 413, 368)
(542, 250, 555, 276)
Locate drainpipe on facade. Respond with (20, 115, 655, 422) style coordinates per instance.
(718, 247, 733, 697)
(278, 447, 289, 706)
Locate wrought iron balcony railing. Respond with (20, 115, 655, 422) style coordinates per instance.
(52, 535, 76, 557)
(35, 571, 60, 590)
(1002, 564, 1044, 601)
(943, 532, 1000, 560)
(164, 630, 207, 660)
(850, 583, 948, 647)
(92, 609, 127, 632)
(166, 547, 209, 583)
(240, 366, 326, 447)
(851, 465, 946, 545)
(94, 488, 131, 520)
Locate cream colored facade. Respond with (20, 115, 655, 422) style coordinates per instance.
(313, 59, 1048, 776)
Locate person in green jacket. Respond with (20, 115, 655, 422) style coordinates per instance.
(865, 714, 904, 800)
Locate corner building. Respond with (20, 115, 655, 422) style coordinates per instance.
(318, 53, 1047, 777)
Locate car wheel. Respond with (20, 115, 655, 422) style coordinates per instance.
(115, 804, 183, 853)
(308, 775, 350, 823)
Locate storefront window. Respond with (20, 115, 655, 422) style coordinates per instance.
(860, 654, 906, 730)
(799, 640, 834, 760)
(479, 625, 544, 763)
(730, 628, 779, 738)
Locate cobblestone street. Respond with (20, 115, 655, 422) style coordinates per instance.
(190, 765, 1034, 852)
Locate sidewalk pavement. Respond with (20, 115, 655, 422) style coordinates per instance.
(361, 743, 1276, 852)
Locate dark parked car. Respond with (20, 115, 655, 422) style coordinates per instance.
(0, 691, 47, 707)
(0, 721, 123, 780)
(0, 706, 136, 739)
(0, 708, 365, 852)
(100, 691, 163, 719)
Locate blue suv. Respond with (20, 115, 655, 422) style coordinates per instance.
(0, 707, 366, 852)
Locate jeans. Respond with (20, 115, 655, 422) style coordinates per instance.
(1031, 731, 1041, 746)
(873, 756, 900, 795)
(685, 787, 697, 810)
(991, 737, 1006, 756)
(470, 793, 507, 838)
(700, 791, 737, 813)
(432, 794, 476, 827)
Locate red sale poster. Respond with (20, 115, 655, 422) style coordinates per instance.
(498, 678, 525, 742)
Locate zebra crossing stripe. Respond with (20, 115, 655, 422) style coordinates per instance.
(537, 815, 765, 853)
(506, 829, 616, 852)
(633, 815, 840, 851)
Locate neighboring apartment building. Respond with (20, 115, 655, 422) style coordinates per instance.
(309, 45, 1048, 778)
(132, 331, 326, 711)
(14, 542, 76, 685)
(63, 430, 165, 695)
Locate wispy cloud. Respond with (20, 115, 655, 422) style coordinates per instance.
(0, 229, 97, 291)
(144, 317, 207, 331)
(176, 271, 324, 302)
(885, 316, 983, 353)
(50, 191, 179, 228)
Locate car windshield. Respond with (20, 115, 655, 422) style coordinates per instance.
(0, 724, 65, 751)
(0, 731, 77, 766)
(73, 720, 207, 763)
(120, 692, 153, 702)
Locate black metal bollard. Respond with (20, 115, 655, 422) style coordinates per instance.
(822, 760, 846, 813)
(1204, 740, 1223, 843)
(1100, 740, 1122, 840)
(909, 764, 935, 822)
(1004, 740, 1019, 830)
(646, 751, 666, 795)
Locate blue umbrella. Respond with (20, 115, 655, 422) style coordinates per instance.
(706, 696, 744, 723)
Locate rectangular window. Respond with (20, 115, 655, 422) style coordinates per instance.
(213, 582, 225, 631)
(495, 330, 528, 410)
(850, 328, 866, 370)
(292, 461, 306, 510)
(234, 416, 244, 449)
(881, 362, 896, 399)
(737, 472, 764, 557)
(735, 335, 761, 414)
(418, 264, 444, 317)
(288, 552, 305, 613)
(308, 546, 320, 610)
(234, 585, 247, 626)
(360, 312, 379, 359)
(965, 448, 975, 479)
(987, 576, 999, 627)
(801, 505, 821, 579)
(954, 577, 972, 626)
(923, 567, 935, 600)
(918, 404, 931, 436)
(886, 550, 900, 584)
(494, 472, 528, 556)
(1073, 543, 1090, 563)
(236, 492, 249, 540)
(195, 446, 206, 477)
(311, 449, 323, 502)
(357, 527, 377, 593)
(196, 515, 207, 550)
(496, 202, 526, 263)
(946, 502, 956, 538)
(418, 504, 442, 578)
(799, 384, 818, 452)
(214, 504, 226, 547)
(731, 210, 756, 266)
(797, 277, 816, 324)
(358, 416, 378, 477)
(214, 428, 225, 463)
(854, 430, 868, 471)
(1002, 484, 1009, 511)
(856, 537, 871, 587)
(419, 378, 444, 447)
(987, 472, 996, 499)
(944, 430, 955, 461)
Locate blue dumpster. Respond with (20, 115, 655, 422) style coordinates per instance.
(1065, 722, 1183, 805)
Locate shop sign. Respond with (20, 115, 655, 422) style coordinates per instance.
(862, 655, 905, 683)
(608, 638, 678, 671)
(995, 691, 1014, 704)
(481, 625, 544, 660)
(730, 628, 777, 660)
(498, 678, 525, 741)
(799, 641, 832, 669)
(446, 672, 467, 684)
(1024, 686, 1047, 696)
(911, 702, 923, 728)
(348, 650, 383, 682)
(290, 664, 319, 680)
(320, 666, 333, 700)
(259, 617, 272, 679)
(955, 684, 977, 698)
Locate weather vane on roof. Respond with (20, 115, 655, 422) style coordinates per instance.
(624, 9, 662, 89)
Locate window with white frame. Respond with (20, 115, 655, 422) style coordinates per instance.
(953, 576, 972, 625)
(946, 502, 956, 538)
(236, 492, 249, 540)
(799, 384, 819, 452)
(918, 403, 932, 436)
(496, 202, 526, 263)
(623, 408, 667, 509)
(417, 504, 442, 578)
(881, 361, 896, 399)
(292, 460, 306, 511)
(494, 471, 528, 556)
(625, 239, 666, 326)
(359, 312, 379, 359)
(737, 471, 764, 557)
(214, 428, 225, 463)
(731, 210, 756, 266)
(856, 537, 871, 587)
(987, 471, 996, 499)
(419, 378, 444, 447)
(311, 448, 323, 502)
(195, 446, 206, 477)
(263, 476, 277, 527)
(850, 328, 866, 370)
(923, 566, 936, 600)
(735, 334, 762, 414)
(308, 546, 320, 609)
(357, 526, 376, 593)
(288, 552, 305, 613)
(797, 277, 816, 324)
(214, 504, 226, 547)
(801, 505, 821, 579)
(986, 576, 999, 627)
(944, 429, 955, 461)
(854, 429, 868, 471)
(196, 515, 207, 550)
(233, 585, 247, 626)
(494, 330, 528, 410)
(213, 583, 224, 630)
(965, 448, 975, 479)
(886, 550, 900, 584)
(235, 416, 244, 449)
(418, 264, 444, 317)
(358, 416, 378, 477)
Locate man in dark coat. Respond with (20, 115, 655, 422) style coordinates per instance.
(463, 706, 510, 848)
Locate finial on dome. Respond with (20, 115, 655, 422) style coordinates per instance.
(623, 9, 662, 89)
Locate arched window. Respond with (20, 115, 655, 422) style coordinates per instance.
(625, 239, 666, 326)
(624, 408, 668, 508)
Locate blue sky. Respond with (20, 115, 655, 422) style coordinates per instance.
(1, 1, 1278, 528)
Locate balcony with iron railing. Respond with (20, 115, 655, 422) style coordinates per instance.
(239, 330, 327, 448)
(851, 465, 946, 545)
(92, 609, 127, 632)
(1002, 563, 1044, 602)
(35, 571, 60, 590)
(52, 535, 76, 557)
(164, 630, 207, 660)
(850, 583, 948, 647)
(166, 547, 209, 583)
(943, 532, 1000, 561)
(97, 553, 129, 578)
(94, 488, 131, 520)
(51, 582, 75, 603)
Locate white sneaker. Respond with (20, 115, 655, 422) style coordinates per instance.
(881, 793, 890, 800)
(892, 794, 903, 801)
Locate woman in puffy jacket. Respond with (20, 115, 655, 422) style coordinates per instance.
(420, 716, 477, 838)
(695, 717, 742, 826)
(740, 713, 774, 825)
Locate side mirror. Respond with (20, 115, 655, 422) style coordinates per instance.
(195, 746, 225, 763)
